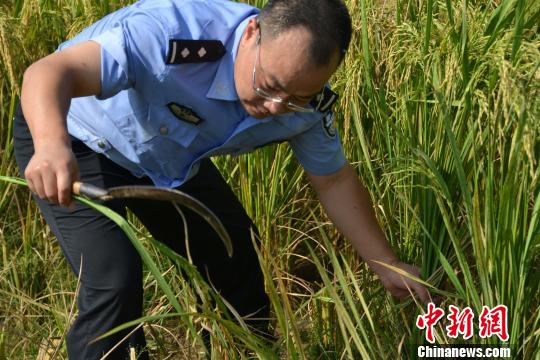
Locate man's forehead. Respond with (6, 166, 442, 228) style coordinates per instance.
(260, 41, 336, 97)
(261, 27, 337, 72)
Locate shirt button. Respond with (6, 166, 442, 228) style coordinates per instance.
(159, 126, 169, 135)
(97, 141, 106, 149)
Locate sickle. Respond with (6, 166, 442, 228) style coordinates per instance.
(72, 181, 233, 257)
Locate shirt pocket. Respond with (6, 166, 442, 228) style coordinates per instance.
(113, 105, 199, 150)
(136, 104, 201, 179)
(146, 104, 199, 146)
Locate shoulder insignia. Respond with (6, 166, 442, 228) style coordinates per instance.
(310, 86, 339, 113)
(167, 103, 203, 125)
(322, 111, 337, 138)
(166, 39, 226, 64)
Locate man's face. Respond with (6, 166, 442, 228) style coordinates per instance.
(234, 19, 339, 118)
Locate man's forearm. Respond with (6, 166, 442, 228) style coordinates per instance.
(308, 163, 398, 274)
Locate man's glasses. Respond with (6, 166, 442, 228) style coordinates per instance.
(251, 28, 316, 113)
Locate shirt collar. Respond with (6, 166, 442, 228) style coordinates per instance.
(206, 15, 255, 101)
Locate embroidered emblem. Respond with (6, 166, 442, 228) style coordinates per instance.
(311, 86, 339, 112)
(322, 111, 336, 138)
(167, 40, 226, 64)
(167, 103, 203, 125)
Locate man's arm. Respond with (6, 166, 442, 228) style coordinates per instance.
(21, 41, 101, 206)
(307, 162, 429, 303)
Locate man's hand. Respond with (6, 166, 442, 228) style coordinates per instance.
(25, 141, 79, 207)
(307, 164, 431, 304)
(374, 260, 430, 303)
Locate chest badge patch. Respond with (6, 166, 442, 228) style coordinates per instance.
(167, 103, 204, 125)
(322, 112, 337, 138)
(166, 39, 226, 64)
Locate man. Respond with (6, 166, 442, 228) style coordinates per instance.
(14, 0, 429, 358)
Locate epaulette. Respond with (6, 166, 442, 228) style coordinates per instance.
(310, 86, 339, 113)
(166, 39, 226, 64)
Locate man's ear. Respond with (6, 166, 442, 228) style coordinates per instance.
(240, 17, 259, 48)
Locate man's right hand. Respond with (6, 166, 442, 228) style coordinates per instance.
(25, 142, 80, 207)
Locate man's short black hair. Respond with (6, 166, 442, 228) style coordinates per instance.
(258, 0, 352, 67)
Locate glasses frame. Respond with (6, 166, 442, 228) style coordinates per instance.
(251, 28, 316, 113)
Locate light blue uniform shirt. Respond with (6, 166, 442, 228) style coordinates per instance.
(60, 0, 347, 188)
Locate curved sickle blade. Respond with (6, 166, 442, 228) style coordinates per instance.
(74, 182, 233, 257)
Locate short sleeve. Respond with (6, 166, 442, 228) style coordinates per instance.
(289, 111, 347, 176)
(90, 11, 167, 99)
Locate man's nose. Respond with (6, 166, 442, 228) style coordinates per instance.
(263, 99, 290, 115)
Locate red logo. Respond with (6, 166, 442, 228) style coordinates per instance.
(416, 303, 509, 342)
(479, 305, 509, 341)
(446, 305, 474, 340)
(416, 303, 445, 343)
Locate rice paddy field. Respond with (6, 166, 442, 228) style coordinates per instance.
(1, 0, 539, 359)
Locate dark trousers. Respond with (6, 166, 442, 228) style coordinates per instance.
(13, 106, 270, 359)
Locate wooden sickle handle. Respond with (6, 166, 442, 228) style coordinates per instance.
(72, 181, 109, 199)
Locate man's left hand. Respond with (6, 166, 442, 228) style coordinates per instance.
(374, 260, 430, 304)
